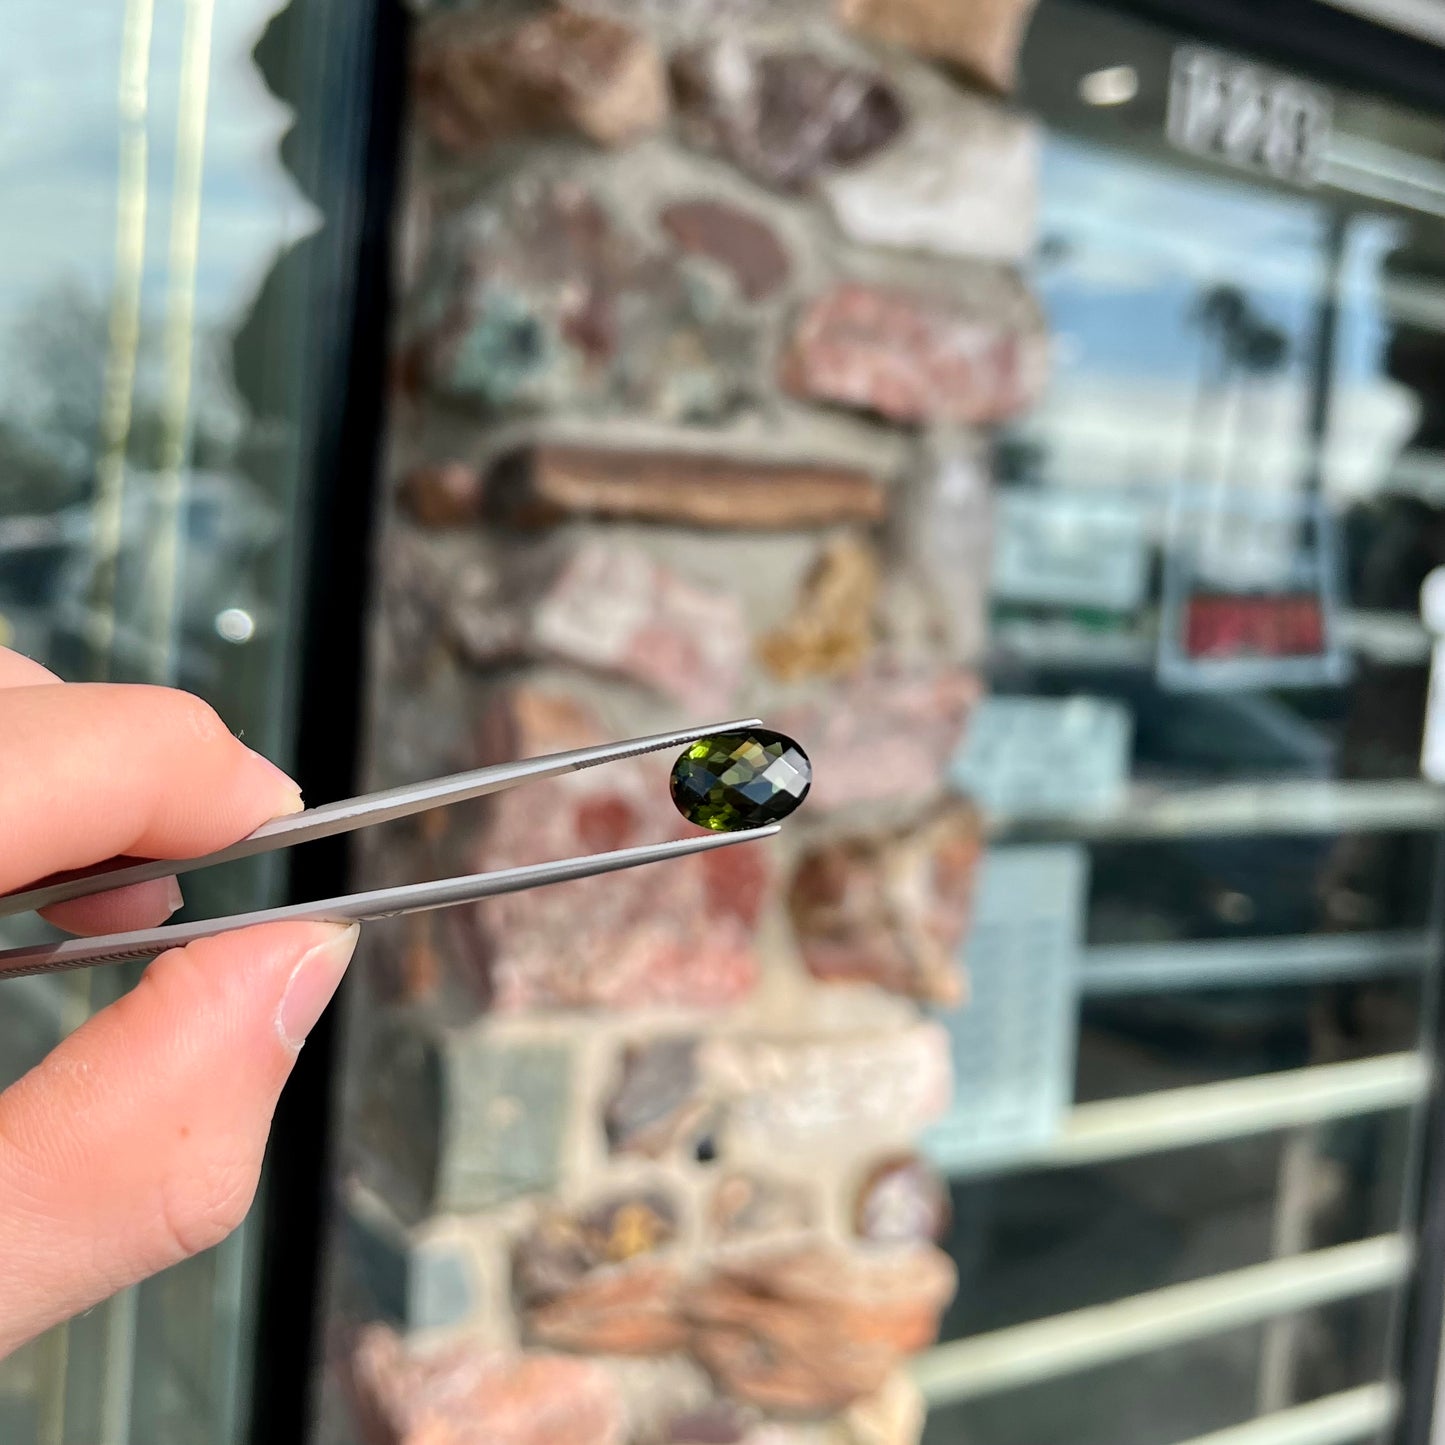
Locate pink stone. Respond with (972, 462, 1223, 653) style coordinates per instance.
(470, 688, 766, 1011)
(780, 280, 1047, 425)
(772, 668, 981, 811)
(790, 802, 982, 1004)
(532, 539, 748, 713)
(708, 1172, 816, 1241)
(685, 1244, 955, 1413)
(349, 1325, 624, 1445)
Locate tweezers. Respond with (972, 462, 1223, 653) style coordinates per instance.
(0, 718, 780, 982)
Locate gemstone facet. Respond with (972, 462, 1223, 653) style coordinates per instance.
(670, 730, 812, 832)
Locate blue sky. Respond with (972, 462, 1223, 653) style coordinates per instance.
(1035, 132, 1402, 396)
(0, 0, 319, 364)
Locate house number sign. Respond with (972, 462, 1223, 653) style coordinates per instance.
(1167, 46, 1333, 185)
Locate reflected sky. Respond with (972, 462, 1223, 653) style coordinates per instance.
(0, 0, 318, 360)
(0, 0, 324, 690)
(1029, 134, 1421, 500)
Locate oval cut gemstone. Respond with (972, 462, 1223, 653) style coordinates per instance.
(670, 730, 812, 832)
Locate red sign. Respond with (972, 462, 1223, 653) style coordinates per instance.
(1184, 593, 1325, 659)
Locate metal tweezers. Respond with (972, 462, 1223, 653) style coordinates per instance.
(0, 719, 780, 982)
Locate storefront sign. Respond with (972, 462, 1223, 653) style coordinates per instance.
(1184, 592, 1326, 660)
(1167, 46, 1332, 185)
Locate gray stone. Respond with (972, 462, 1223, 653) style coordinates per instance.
(703, 1025, 953, 1159)
(671, 40, 905, 193)
(351, 1026, 444, 1222)
(604, 1037, 709, 1156)
(412, 180, 628, 414)
(779, 276, 1049, 426)
(821, 74, 1039, 263)
(446, 1035, 574, 1212)
(415, 179, 760, 422)
(353, 1024, 574, 1220)
(853, 1156, 950, 1243)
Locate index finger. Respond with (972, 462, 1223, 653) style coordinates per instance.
(0, 683, 303, 895)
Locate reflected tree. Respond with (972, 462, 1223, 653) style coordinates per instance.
(1232, 313, 1290, 488)
(1187, 283, 1290, 492)
(0, 284, 261, 675)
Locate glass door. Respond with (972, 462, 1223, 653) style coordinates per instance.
(919, 3, 1445, 1441)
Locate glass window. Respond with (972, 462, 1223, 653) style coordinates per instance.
(920, 3, 1445, 1441)
(0, 2, 362, 1440)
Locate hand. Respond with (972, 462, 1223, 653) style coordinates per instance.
(0, 648, 358, 1358)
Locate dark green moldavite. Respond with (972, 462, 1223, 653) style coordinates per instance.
(669, 729, 812, 832)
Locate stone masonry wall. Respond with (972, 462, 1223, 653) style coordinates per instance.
(326, 2, 1046, 1442)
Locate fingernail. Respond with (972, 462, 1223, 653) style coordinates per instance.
(163, 875, 184, 919)
(245, 747, 304, 815)
(277, 924, 360, 1050)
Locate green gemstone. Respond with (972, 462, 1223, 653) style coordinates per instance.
(669, 729, 812, 832)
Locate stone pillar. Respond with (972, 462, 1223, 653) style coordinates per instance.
(327, 2, 1047, 1442)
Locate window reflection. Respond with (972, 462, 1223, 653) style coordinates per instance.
(0, 3, 328, 1442)
(929, 5, 1445, 1442)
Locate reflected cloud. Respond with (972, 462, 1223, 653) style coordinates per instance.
(0, 0, 321, 349)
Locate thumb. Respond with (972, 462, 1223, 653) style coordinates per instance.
(0, 920, 358, 1358)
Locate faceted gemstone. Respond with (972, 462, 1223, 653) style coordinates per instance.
(670, 730, 811, 831)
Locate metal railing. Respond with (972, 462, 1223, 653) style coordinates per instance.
(946, 1052, 1430, 1178)
(913, 1236, 1412, 1406)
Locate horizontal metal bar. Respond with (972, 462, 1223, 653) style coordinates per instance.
(912, 1235, 1412, 1406)
(1178, 1384, 1398, 1445)
(1337, 610, 1430, 665)
(992, 779, 1445, 842)
(1081, 931, 1436, 995)
(947, 1054, 1430, 1178)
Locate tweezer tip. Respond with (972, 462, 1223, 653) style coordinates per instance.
(685, 822, 782, 846)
